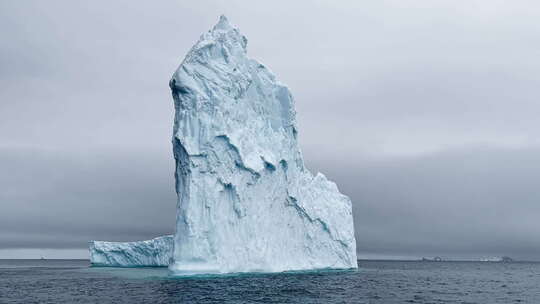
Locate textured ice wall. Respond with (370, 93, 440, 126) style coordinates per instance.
(89, 235, 173, 267)
(169, 16, 357, 274)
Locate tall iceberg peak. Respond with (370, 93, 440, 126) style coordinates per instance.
(169, 16, 357, 274)
(213, 14, 233, 31)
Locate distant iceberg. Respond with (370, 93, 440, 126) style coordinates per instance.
(89, 235, 173, 267)
(479, 256, 513, 262)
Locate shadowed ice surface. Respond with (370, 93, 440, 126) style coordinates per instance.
(1, 259, 540, 303)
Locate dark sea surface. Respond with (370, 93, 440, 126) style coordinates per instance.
(1, 259, 540, 303)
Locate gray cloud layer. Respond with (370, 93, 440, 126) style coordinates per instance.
(1, 1, 539, 260)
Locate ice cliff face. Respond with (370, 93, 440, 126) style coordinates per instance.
(89, 235, 173, 267)
(169, 16, 357, 274)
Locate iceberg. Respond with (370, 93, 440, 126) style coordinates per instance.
(87, 16, 357, 274)
(168, 15, 357, 274)
(89, 235, 173, 267)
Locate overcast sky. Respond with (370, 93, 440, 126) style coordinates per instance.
(1, 0, 539, 260)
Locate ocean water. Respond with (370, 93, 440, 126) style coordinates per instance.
(1, 260, 540, 303)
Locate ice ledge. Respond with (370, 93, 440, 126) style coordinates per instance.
(89, 235, 173, 267)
